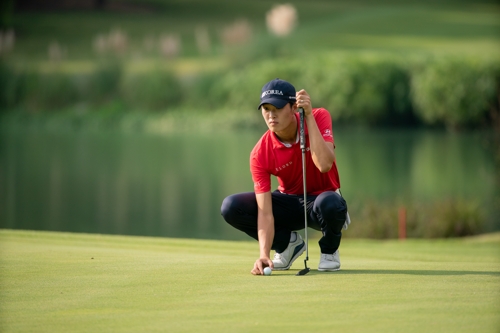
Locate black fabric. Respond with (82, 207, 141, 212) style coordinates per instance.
(221, 190, 347, 254)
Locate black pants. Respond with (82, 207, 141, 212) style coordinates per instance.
(221, 190, 347, 254)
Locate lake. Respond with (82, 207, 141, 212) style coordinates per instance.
(0, 125, 498, 240)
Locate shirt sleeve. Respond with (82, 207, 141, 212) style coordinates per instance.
(250, 146, 271, 194)
(314, 108, 334, 145)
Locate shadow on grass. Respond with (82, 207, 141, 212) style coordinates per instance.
(274, 269, 500, 277)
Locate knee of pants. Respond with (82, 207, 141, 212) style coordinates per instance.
(220, 195, 236, 224)
(314, 191, 347, 221)
(221, 193, 254, 225)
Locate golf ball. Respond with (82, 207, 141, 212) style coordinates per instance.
(263, 267, 272, 276)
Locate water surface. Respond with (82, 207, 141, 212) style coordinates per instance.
(0, 126, 497, 240)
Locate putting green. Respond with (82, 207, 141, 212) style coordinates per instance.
(0, 229, 499, 333)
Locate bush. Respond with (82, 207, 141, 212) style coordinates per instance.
(416, 200, 484, 238)
(88, 61, 123, 103)
(0, 62, 27, 111)
(212, 59, 305, 109)
(411, 56, 497, 129)
(120, 70, 183, 111)
(187, 71, 225, 109)
(22, 71, 80, 111)
(345, 199, 485, 239)
(304, 54, 412, 124)
(1, 53, 499, 128)
(195, 54, 414, 125)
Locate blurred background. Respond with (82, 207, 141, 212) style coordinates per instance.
(0, 0, 499, 240)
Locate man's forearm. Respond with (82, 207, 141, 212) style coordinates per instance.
(257, 213, 274, 258)
(305, 113, 335, 172)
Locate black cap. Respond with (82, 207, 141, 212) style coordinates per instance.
(258, 78, 296, 110)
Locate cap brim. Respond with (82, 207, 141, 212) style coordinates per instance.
(257, 98, 290, 110)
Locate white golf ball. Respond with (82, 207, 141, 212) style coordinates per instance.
(263, 267, 272, 276)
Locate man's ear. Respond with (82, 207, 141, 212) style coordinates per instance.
(291, 103, 298, 112)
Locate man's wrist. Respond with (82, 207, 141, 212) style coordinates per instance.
(259, 250, 270, 259)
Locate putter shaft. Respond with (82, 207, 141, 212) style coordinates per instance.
(297, 108, 309, 276)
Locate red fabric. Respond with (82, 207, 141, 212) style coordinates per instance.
(250, 108, 341, 195)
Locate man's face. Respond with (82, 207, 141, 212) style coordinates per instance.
(261, 103, 297, 132)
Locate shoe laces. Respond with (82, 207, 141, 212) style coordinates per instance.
(322, 254, 334, 261)
(273, 253, 282, 260)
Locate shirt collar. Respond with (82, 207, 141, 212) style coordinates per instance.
(270, 112, 308, 149)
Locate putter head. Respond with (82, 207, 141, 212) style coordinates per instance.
(296, 259, 310, 276)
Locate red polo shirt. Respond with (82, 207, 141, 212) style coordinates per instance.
(250, 108, 341, 195)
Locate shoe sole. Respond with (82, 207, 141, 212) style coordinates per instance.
(318, 266, 341, 272)
(273, 241, 306, 271)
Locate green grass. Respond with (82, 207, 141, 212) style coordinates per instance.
(1, 229, 499, 332)
(7, 0, 500, 64)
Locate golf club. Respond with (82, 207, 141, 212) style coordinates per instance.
(296, 107, 310, 276)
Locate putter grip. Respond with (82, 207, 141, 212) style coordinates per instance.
(299, 108, 305, 150)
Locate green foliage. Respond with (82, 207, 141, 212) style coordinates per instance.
(8, 1, 500, 61)
(411, 57, 497, 129)
(1, 54, 499, 127)
(197, 53, 497, 127)
(88, 61, 123, 103)
(302, 55, 412, 124)
(350, 201, 399, 239)
(0, 0, 14, 28)
(186, 54, 412, 123)
(188, 70, 239, 109)
(0, 62, 27, 111)
(189, 54, 414, 124)
(24, 71, 81, 111)
(417, 200, 484, 238)
(121, 70, 183, 111)
(346, 199, 485, 239)
(191, 54, 413, 125)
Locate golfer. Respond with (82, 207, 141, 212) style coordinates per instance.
(221, 78, 349, 275)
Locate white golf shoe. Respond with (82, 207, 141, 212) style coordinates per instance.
(272, 232, 306, 270)
(318, 250, 341, 271)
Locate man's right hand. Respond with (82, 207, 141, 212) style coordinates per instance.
(251, 257, 274, 275)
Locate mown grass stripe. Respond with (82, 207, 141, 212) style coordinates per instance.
(0, 229, 499, 333)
